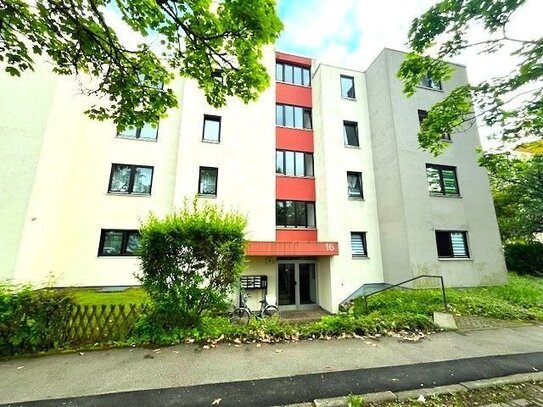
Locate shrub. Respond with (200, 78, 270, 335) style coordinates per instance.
(0, 283, 74, 356)
(504, 241, 543, 277)
(131, 313, 436, 347)
(137, 200, 247, 329)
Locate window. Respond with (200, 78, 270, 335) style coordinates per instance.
(117, 123, 158, 141)
(108, 164, 153, 194)
(212, 70, 224, 85)
(98, 229, 141, 256)
(276, 200, 316, 228)
(351, 232, 368, 257)
(435, 231, 469, 258)
(418, 109, 428, 126)
(137, 74, 163, 90)
(426, 164, 459, 196)
(418, 110, 451, 141)
(343, 121, 359, 147)
(347, 172, 363, 198)
(276, 150, 314, 177)
(276, 104, 312, 129)
(340, 75, 356, 99)
(202, 115, 221, 142)
(199, 167, 218, 196)
(420, 75, 442, 91)
(276, 62, 311, 86)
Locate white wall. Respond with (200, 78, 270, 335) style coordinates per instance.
(173, 50, 277, 242)
(0, 66, 56, 280)
(242, 257, 277, 310)
(13, 76, 184, 286)
(317, 257, 333, 312)
(7, 49, 277, 287)
(366, 49, 507, 287)
(312, 64, 384, 311)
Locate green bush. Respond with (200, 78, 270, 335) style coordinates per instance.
(0, 283, 74, 356)
(137, 199, 247, 329)
(131, 313, 436, 346)
(505, 241, 543, 276)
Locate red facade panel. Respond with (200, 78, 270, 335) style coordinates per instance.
(276, 176, 316, 201)
(247, 240, 338, 256)
(246, 237, 339, 253)
(275, 52, 312, 67)
(275, 229, 318, 244)
(275, 52, 318, 247)
(276, 127, 314, 152)
(275, 230, 319, 243)
(276, 82, 312, 108)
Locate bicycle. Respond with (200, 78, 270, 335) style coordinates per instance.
(229, 291, 280, 325)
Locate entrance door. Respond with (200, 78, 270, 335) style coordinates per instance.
(277, 261, 317, 309)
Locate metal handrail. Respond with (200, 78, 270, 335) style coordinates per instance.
(360, 274, 448, 314)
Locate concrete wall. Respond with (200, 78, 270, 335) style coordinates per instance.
(6, 49, 277, 287)
(13, 76, 184, 286)
(242, 257, 277, 310)
(0, 66, 56, 280)
(364, 55, 412, 285)
(173, 50, 277, 242)
(312, 64, 384, 311)
(366, 49, 507, 287)
(317, 257, 333, 312)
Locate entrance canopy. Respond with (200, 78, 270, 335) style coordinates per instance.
(246, 241, 339, 257)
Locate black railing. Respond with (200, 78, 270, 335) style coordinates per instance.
(359, 275, 448, 314)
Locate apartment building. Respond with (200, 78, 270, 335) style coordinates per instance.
(0, 48, 507, 313)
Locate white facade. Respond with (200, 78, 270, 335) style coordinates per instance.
(0, 48, 507, 312)
(365, 49, 507, 287)
(312, 64, 384, 310)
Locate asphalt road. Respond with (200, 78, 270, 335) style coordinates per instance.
(3, 352, 543, 407)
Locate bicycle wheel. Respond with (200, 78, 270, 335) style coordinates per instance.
(229, 308, 250, 325)
(262, 305, 279, 319)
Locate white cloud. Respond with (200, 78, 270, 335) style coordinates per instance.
(277, 0, 543, 147)
(278, 0, 359, 55)
(101, 7, 144, 50)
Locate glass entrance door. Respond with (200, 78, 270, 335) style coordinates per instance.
(299, 263, 317, 305)
(277, 261, 317, 309)
(278, 263, 296, 306)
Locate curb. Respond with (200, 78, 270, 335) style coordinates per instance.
(283, 371, 543, 407)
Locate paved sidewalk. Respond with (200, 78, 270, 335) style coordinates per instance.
(1, 325, 543, 405)
(455, 315, 533, 331)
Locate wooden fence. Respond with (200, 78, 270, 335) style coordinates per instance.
(63, 303, 146, 345)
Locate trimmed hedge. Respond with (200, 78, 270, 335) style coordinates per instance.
(0, 284, 74, 356)
(505, 241, 543, 277)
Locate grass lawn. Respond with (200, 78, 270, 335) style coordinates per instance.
(64, 273, 543, 321)
(359, 273, 543, 321)
(64, 287, 148, 305)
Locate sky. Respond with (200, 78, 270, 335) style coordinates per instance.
(275, 0, 542, 147)
(275, 0, 541, 80)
